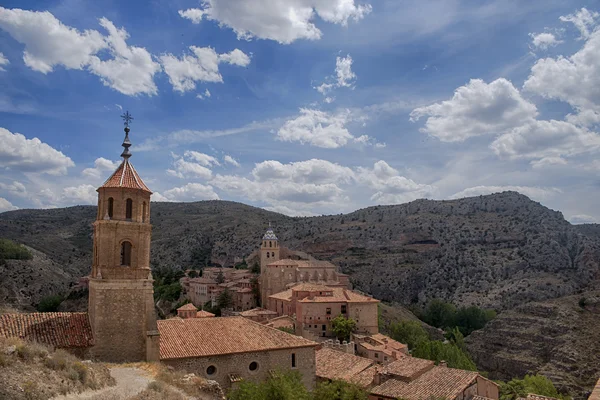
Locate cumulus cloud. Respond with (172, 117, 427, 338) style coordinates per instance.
(0, 52, 9, 71)
(82, 157, 120, 180)
(160, 46, 250, 93)
(490, 119, 600, 161)
(167, 153, 215, 180)
(524, 28, 600, 112)
(316, 54, 357, 96)
(223, 155, 240, 167)
(186, 151, 220, 166)
(569, 214, 597, 224)
(530, 157, 568, 169)
(566, 109, 600, 127)
(450, 185, 562, 202)
(252, 159, 354, 184)
(0, 181, 27, 197)
(409, 78, 538, 142)
(162, 183, 220, 201)
(262, 204, 319, 217)
(0, 127, 74, 175)
(0, 197, 18, 212)
(529, 32, 562, 50)
(178, 0, 372, 44)
(62, 184, 97, 204)
(559, 7, 599, 40)
(197, 89, 212, 100)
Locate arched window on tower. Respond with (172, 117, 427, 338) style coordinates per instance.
(269, 241, 272, 247)
(272, 252, 275, 257)
(108, 198, 114, 219)
(120, 241, 132, 266)
(267, 252, 270, 258)
(125, 198, 133, 220)
(142, 202, 147, 223)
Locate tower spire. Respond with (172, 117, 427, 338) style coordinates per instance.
(120, 111, 134, 160)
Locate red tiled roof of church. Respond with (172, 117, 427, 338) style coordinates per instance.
(0, 312, 94, 348)
(99, 159, 152, 193)
(177, 303, 197, 311)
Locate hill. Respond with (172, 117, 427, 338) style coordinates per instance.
(1, 191, 599, 395)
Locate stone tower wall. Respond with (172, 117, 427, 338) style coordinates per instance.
(260, 239, 280, 306)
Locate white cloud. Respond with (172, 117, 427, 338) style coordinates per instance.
(178, 0, 371, 44)
(356, 160, 435, 204)
(62, 184, 97, 204)
(524, 28, 600, 112)
(0, 52, 9, 71)
(185, 151, 220, 166)
(566, 109, 600, 127)
(0, 9, 159, 96)
(223, 155, 240, 167)
(160, 46, 249, 93)
(162, 183, 220, 201)
(82, 157, 120, 180)
(115, 103, 123, 111)
(530, 157, 567, 169)
(0, 7, 106, 73)
(252, 159, 354, 184)
(88, 18, 161, 96)
(450, 185, 562, 202)
(197, 89, 212, 99)
(262, 205, 318, 217)
(410, 78, 538, 142)
(0, 197, 18, 212)
(277, 108, 358, 148)
(529, 32, 562, 50)
(0, 127, 74, 175)
(151, 192, 170, 202)
(166, 151, 220, 180)
(490, 119, 600, 161)
(569, 214, 597, 224)
(315, 54, 356, 98)
(559, 7, 599, 40)
(0, 180, 27, 197)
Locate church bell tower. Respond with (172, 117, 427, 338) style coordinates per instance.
(260, 224, 280, 306)
(88, 112, 159, 362)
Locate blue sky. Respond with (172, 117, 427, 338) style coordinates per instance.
(1, 1, 599, 222)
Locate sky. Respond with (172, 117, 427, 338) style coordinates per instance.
(0, 1, 599, 222)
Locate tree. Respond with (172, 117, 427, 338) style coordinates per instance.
(422, 299, 456, 329)
(500, 375, 569, 400)
(445, 327, 466, 350)
(188, 270, 199, 278)
(217, 289, 233, 309)
(388, 321, 429, 350)
(250, 262, 261, 274)
(0, 239, 33, 261)
(412, 340, 476, 371)
(331, 315, 357, 342)
(37, 295, 64, 312)
(454, 306, 496, 336)
(216, 270, 225, 284)
(229, 370, 311, 400)
(313, 380, 367, 400)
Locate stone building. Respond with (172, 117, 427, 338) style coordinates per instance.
(157, 316, 317, 390)
(267, 283, 379, 338)
(181, 268, 257, 311)
(353, 333, 409, 364)
(259, 226, 349, 306)
(87, 118, 159, 362)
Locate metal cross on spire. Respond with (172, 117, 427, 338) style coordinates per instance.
(120, 111, 134, 128)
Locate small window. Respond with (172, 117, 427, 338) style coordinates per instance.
(142, 202, 147, 222)
(375, 353, 379, 358)
(326, 308, 331, 315)
(206, 365, 216, 376)
(125, 198, 133, 220)
(271, 252, 274, 257)
(322, 324, 326, 331)
(267, 252, 270, 258)
(249, 361, 258, 371)
(108, 197, 114, 218)
(341, 305, 347, 314)
(120, 241, 132, 266)
(269, 241, 272, 247)
(291, 353, 296, 368)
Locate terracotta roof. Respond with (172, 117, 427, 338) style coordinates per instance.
(523, 395, 560, 400)
(588, 379, 600, 400)
(316, 348, 375, 382)
(299, 287, 378, 304)
(195, 310, 215, 318)
(240, 308, 278, 317)
(158, 316, 316, 360)
(291, 283, 334, 292)
(0, 312, 93, 348)
(350, 364, 379, 388)
(472, 396, 495, 400)
(265, 315, 295, 329)
(188, 278, 217, 285)
(381, 357, 434, 381)
(177, 303, 197, 311)
(99, 159, 152, 193)
(359, 333, 408, 356)
(236, 288, 253, 293)
(370, 365, 479, 400)
(269, 289, 293, 301)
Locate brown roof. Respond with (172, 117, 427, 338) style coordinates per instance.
(381, 357, 434, 381)
(299, 287, 378, 304)
(267, 259, 336, 269)
(0, 312, 93, 348)
(188, 278, 217, 285)
(158, 316, 316, 360)
(240, 308, 278, 317)
(291, 283, 334, 292)
(370, 365, 479, 400)
(523, 395, 560, 400)
(177, 303, 197, 311)
(269, 289, 293, 301)
(265, 315, 295, 329)
(589, 378, 600, 400)
(316, 347, 374, 382)
(99, 159, 152, 193)
(350, 364, 379, 388)
(195, 310, 215, 318)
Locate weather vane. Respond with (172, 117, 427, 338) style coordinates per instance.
(120, 111, 134, 128)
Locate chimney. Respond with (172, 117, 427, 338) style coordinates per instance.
(439, 360, 447, 367)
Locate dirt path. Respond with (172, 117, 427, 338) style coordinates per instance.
(51, 367, 154, 400)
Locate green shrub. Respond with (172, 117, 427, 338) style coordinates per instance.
(500, 374, 570, 400)
(278, 326, 295, 334)
(412, 340, 477, 371)
(388, 321, 429, 350)
(72, 361, 89, 383)
(37, 294, 64, 312)
(313, 380, 367, 400)
(331, 315, 357, 342)
(0, 238, 33, 260)
(420, 299, 496, 336)
(229, 370, 311, 400)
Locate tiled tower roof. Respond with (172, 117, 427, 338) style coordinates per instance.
(263, 223, 278, 240)
(99, 159, 152, 193)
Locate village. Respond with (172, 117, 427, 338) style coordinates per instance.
(0, 122, 598, 400)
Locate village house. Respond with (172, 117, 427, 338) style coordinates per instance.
(258, 226, 350, 305)
(157, 316, 317, 390)
(315, 347, 378, 389)
(181, 268, 258, 311)
(266, 283, 379, 338)
(239, 307, 279, 323)
(353, 332, 409, 364)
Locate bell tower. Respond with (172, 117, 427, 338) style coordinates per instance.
(260, 224, 279, 306)
(88, 112, 159, 362)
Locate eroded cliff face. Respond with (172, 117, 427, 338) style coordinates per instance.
(466, 289, 600, 399)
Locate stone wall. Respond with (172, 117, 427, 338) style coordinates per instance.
(163, 346, 316, 391)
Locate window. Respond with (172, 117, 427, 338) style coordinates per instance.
(272, 252, 274, 257)
(120, 241, 132, 266)
(269, 241, 272, 247)
(125, 198, 133, 220)
(267, 252, 270, 258)
(326, 308, 331, 315)
(291, 353, 296, 368)
(108, 197, 114, 218)
(322, 324, 326, 331)
(375, 353, 379, 358)
(142, 202, 147, 222)
(341, 305, 347, 314)
(249, 361, 258, 371)
(206, 365, 216, 376)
